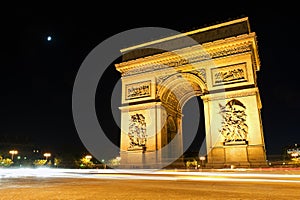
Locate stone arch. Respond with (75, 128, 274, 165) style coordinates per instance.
(158, 73, 207, 163)
(158, 72, 207, 112)
(115, 17, 267, 169)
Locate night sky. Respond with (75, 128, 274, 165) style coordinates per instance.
(1, 3, 300, 158)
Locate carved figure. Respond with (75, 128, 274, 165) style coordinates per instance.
(128, 114, 147, 148)
(218, 99, 248, 142)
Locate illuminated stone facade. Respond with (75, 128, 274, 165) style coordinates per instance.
(115, 17, 267, 168)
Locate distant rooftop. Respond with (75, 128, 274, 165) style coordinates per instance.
(121, 17, 251, 61)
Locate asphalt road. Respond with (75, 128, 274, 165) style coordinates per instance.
(1, 168, 300, 200)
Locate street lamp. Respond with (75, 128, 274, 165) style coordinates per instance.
(85, 155, 92, 161)
(199, 156, 206, 168)
(43, 153, 51, 160)
(9, 150, 18, 160)
(291, 152, 299, 158)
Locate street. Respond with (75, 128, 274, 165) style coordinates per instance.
(1, 168, 300, 199)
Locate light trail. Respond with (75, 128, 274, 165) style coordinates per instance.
(1, 168, 300, 184)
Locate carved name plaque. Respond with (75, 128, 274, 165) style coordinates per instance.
(212, 63, 247, 86)
(125, 81, 151, 100)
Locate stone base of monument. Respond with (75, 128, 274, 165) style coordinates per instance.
(206, 142, 267, 168)
(247, 145, 269, 167)
(119, 147, 165, 169)
(223, 143, 250, 168)
(119, 149, 145, 169)
(119, 149, 185, 169)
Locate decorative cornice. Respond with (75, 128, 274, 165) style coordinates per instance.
(201, 87, 259, 101)
(119, 102, 162, 111)
(115, 33, 259, 76)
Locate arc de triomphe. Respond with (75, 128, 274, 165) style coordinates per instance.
(114, 17, 267, 168)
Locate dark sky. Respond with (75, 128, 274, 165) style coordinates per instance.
(1, 3, 299, 158)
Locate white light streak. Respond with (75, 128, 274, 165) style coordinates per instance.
(0, 168, 300, 184)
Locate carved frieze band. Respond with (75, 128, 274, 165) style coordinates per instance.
(119, 43, 252, 76)
(211, 63, 247, 86)
(122, 58, 189, 76)
(209, 45, 251, 58)
(125, 80, 151, 100)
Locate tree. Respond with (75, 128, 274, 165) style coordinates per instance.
(33, 159, 48, 167)
(0, 156, 13, 167)
(186, 159, 198, 169)
(75, 157, 95, 169)
(54, 158, 62, 167)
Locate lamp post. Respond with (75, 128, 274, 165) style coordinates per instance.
(9, 150, 18, 160)
(291, 152, 299, 158)
(43, 153, 51, 160)
(200, 156, 206, 168)
(85, 155, 92, 161)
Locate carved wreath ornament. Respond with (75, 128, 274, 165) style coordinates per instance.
(218, 99, 248, 143)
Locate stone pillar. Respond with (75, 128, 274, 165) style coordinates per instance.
(119, 102, 171, 168)
(202, 88, 267, 168)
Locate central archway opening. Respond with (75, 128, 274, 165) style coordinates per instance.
(182, 96, 206, 168)
(159, 73, 207, 168)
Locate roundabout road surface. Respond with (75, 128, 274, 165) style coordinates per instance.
(1, 168, 300, 200)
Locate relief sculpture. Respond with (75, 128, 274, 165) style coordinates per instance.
(128, 114, 147, 150)
(212, 63, 247, 86)
(126, 81, 151, 100)
(214, 68, 244, 83)
(218, 99, 248, 144)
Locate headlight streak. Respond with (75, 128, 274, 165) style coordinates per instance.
(1, 168, 300, 183)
